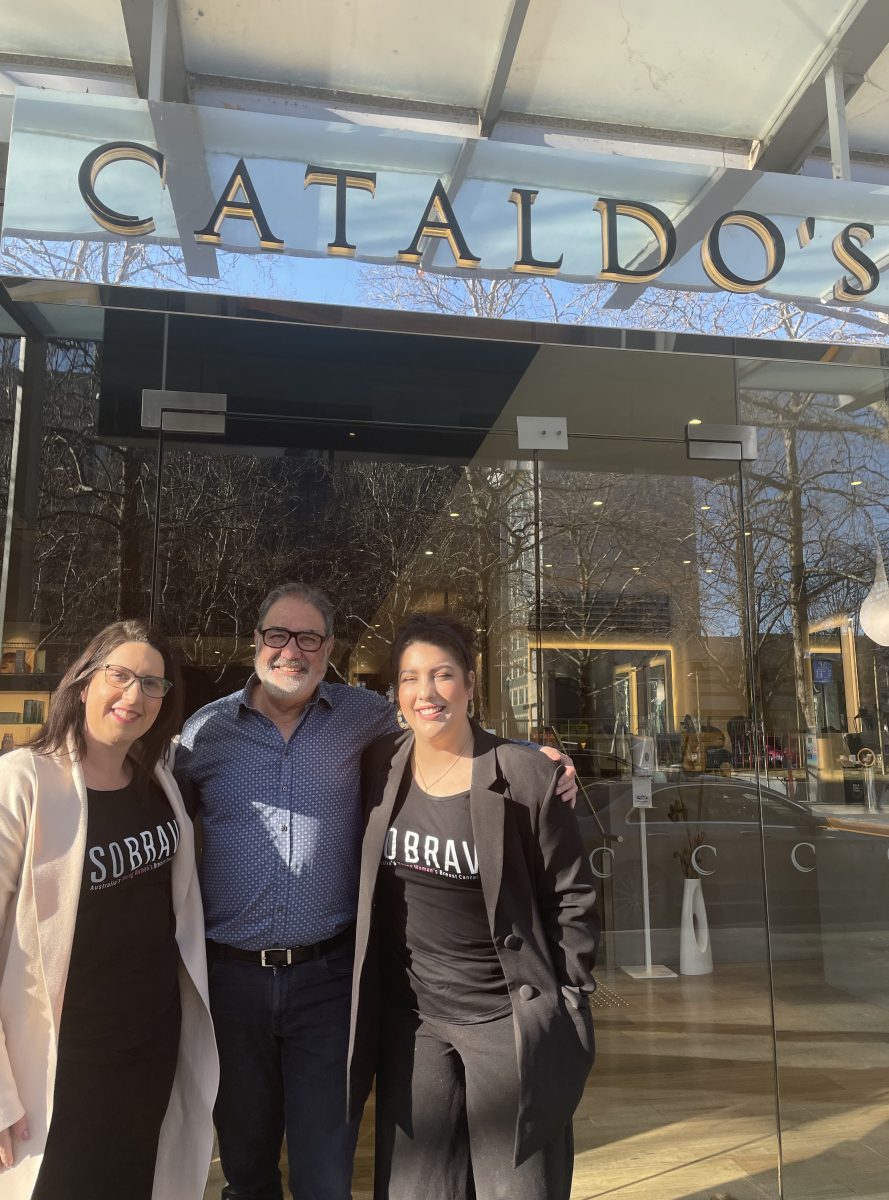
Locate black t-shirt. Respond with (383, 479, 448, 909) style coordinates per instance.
(376, 773, 510, 1023)
(58, 770, 182, 1061)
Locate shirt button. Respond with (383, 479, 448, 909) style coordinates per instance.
(277, 905, 284, 913)
(503, 934, 522, 950)
(518, 984, 536, 1001)
(281, 824, 288, 832)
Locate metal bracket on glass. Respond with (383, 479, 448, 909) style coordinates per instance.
(516, 416, 569, 451)
(686, 422, 757, 462)
(141, 389, 227, 434)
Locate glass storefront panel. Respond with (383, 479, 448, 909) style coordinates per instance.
(524, 439, 780, 1200)
(0, 338, 156, 754)
(742, 358, 889, 1200)
(146, 341, 781, 1197)
(11, 315, 889, 1198)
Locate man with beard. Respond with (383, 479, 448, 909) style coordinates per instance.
(175, 581, 575, 1200)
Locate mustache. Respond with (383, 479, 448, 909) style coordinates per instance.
(268, 656, 307, 669)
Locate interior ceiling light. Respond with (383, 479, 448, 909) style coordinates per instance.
(592, 500, 604, 507)
(744, 531, 751, 537)
(683, 559, 692, 564)
(705, 568, 715, 574)
(700, 505, 711, 511)
(424, 549, 434, 556)
(851, 479, 863, 486)
(632, 566, 641, 571)
(449, 511, 460, 517)
(348, 431, 356, 438)
(688, 418, 703, 425)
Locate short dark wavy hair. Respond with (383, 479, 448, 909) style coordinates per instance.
(30, 620, 183, 776)
(390, 613, 476, 681)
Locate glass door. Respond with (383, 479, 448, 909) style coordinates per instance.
(740, 355, 889, 1200)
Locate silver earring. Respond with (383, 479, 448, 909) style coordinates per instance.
(468, 700, 475, 719)
(396, 708, 410, 730)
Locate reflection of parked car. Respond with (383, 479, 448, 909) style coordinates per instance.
(576, 777, 827, 962)
(763, 736, 798, 769)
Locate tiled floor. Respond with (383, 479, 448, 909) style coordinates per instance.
(202, 960, 889, 1199)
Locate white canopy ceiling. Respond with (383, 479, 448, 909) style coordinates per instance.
(3, 0, 889, 167)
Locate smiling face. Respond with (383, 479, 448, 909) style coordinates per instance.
(80, 640, 166, 754)
(397, 640, 475, 751)
(254, 595, 332, 706)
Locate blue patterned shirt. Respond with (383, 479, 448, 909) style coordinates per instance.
(175, 678, 398, 950)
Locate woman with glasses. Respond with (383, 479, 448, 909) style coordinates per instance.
(0, 620, 218, 1200)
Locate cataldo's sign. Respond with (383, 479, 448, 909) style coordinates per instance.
(3, 87, 889, 320)
(76, 142, 880, 302)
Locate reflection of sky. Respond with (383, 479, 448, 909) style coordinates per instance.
(3, 87, 889, 344)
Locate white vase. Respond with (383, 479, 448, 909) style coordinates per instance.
(680, 877, 713, 975)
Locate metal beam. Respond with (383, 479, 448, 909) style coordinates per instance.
(480, 0, 532, 137)
(119, 0, 188, 103)
(118, 0, 217, 278)
(0, 281, 54, 342)
(0, 52, 132, 82)
(753, 0, 889, 173)
(420, 0, 530, 269)
(824, 58, 852, 180)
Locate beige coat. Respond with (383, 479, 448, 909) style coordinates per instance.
(0, 746, 219, 1200)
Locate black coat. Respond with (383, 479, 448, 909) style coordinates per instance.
(347, 723, 600, 1166)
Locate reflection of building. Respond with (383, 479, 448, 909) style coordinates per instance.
(1, 625, 51, 749)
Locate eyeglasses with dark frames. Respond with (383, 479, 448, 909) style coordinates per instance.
(102, 663, 172, 699)
(258, 627, 328, 652)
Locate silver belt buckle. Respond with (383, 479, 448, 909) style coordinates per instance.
(260, 947, 292, 967)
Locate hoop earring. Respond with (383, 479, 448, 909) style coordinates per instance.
(396, 708, 410, 730)
(468, 700, 475, 719)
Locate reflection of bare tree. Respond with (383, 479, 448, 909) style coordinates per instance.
(31, 342, 154, 649)
(540, 470, 698, 719)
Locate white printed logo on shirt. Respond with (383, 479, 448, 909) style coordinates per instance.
(87, 818, 180, 891)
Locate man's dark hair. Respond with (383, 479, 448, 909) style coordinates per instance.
(256, 582, 335, 637)
(391, 613, 475, 681)
(30, 619, 183, 776)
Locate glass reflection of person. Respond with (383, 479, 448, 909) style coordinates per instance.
(349, 614, 599, 1200)
(0, 621, 217, 1200)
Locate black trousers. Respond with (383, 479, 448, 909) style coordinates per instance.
(33, 1021, 180, 1200)
(375, 1005, 574, 1200)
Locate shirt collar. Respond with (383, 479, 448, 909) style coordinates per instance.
(238, 674, 335, 715)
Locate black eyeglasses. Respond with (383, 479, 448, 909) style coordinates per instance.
(102, 663, 172, 698)
(258, 627, 328, 652)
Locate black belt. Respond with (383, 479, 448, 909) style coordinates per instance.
(207, 926, 355, 968)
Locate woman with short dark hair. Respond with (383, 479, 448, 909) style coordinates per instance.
(349, 612, 599, 1200)
(0, 620, 218, 1200)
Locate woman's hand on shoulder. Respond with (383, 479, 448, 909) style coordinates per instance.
(0, 1114, 29, 1169)
(538, 746, 577, 807)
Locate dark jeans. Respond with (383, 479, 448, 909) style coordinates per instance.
(209, 940, 359, 1200)
(375, 1005, 574, 1200)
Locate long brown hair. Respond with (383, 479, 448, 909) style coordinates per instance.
(30, 620, 183, 776)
